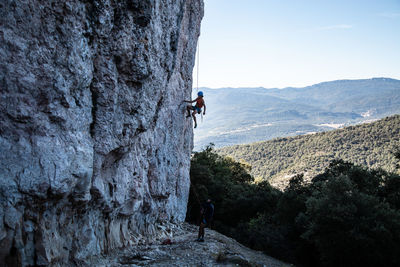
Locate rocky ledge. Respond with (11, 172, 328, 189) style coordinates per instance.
(82, 223, 292, 267)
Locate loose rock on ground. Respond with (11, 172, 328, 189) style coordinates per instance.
(85, 223, 293, 267)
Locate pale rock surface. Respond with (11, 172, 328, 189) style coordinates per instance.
(0, 0, 203, 265)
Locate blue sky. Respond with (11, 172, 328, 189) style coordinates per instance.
(193, 0, 400, 88)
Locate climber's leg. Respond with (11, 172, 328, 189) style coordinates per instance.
(198, 222, 206, 241)
(186, 106, 193, 117)
(192, 111, 197, 128)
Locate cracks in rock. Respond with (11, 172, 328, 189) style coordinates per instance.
(89, 187, 102, 203)
(126, 81, 142, 92)
(83, 0, 98, 141)
(122, 123, 130, 137)
(150, 192, 170, 201)
(134, 123, 147, 135)
(89, 78, 97, 139)
(108, 182, 114, 198)
(84, 0, 101, 213)
(141, 200, 151, 214)
(126, 0, 153, 28)
(101, 146, 128, 171)
(151, 95, 163, 128)
(166, 2, 185, 82)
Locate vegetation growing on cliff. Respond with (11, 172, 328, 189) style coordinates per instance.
(187, 145, 400, 267)
(218, 115, 400, 187)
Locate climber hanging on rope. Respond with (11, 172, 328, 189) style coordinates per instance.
(183, 91, 206, 128)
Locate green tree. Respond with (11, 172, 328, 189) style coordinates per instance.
(301, 161, 400, 267)
(188, 146, 400, 267)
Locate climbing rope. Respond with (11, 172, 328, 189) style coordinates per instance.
(195, 39, 204, 123)
(196, 38, 200, 93)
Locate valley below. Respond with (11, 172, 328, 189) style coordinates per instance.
(194, 78, 400, 151)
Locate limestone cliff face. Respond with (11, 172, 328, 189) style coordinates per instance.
(0, 0, 203, 265)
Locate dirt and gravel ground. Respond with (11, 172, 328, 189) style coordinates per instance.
(85, 223, 293, 267)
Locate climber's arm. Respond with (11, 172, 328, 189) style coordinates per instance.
(183, 97, 198, 104)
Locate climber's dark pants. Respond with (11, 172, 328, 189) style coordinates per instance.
(198, 218, 210, 238)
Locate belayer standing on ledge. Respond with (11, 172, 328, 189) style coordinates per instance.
(196, 198, 214, 242)
(184, 91, 206, 128)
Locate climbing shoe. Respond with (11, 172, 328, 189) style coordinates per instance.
(194, 123, 197, 128)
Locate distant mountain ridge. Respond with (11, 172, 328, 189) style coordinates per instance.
(218, 115, 400, 189)
(194, 77, 400, 150)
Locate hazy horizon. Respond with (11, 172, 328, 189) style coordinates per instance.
(193, 77, 399, 90)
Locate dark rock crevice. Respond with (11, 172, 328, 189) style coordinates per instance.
(89, 75, 98, 139)
(127, 0, 153, 27)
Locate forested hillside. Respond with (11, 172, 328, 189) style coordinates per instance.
(187, 146, 400, 267)
(218, 115, 400, 188)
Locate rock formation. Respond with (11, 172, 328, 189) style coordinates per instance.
(0, 0, 203, 265)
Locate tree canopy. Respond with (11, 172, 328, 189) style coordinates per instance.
(218, 115, 400, 188)
(187, 146, 400, 267)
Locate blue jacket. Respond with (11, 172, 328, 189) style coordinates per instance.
(202, 202, 214, 221)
